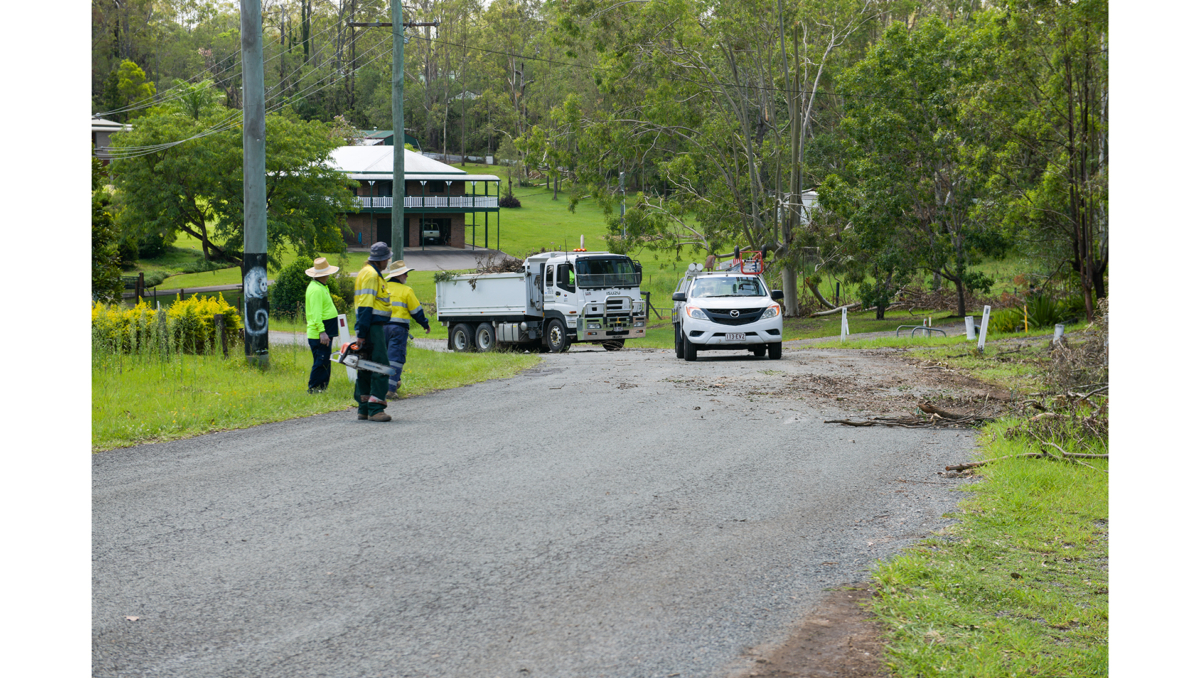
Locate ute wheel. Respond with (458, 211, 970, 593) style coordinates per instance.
(768, 342, 782, 360)
(450, 323, 474, 352)
(751, 345, 766, 357)
(475, 323, 497, 352)
(683, 333, 697, 362)
(674, 324, 684, 359)
(602, 339, 625, 351)
(546, 318, 569, 353)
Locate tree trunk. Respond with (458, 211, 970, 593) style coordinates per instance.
(782, 265, 799, 315)
(954, 277, 966, 317)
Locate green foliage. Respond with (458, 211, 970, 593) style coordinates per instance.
(268, 258, 314, 320)
(498, 195, 523, 208)
(109, 94, 357, 271)
(986, 307, 1024, 334)
(92, 157, 123, 304)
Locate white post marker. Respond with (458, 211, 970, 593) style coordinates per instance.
(977, 305, 991, 352)
(841, 307, 850, 342)
(336, 314, 356, 381)
(965, 316, 975, 340)
(1053, 324, 1065, 343)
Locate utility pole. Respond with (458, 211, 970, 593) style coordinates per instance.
(241, 0, 269, 368)
(350, 10, 438, 256)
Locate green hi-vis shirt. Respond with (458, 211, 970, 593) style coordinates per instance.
(305, 280, 338, 339)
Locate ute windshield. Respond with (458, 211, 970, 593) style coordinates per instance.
(689, 276, 767, 298)
(575, 257, 641, 288)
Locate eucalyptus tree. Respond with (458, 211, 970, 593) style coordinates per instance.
(974, 0, 1108, 320)
(556, 0, 875, 317)
(834, 16, 1004, 318)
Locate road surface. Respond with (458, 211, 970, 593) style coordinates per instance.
(93, 346, 977, 678)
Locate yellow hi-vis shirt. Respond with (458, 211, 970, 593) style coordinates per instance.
(353, 263, 391, 335)
(386, 281, 425, 326)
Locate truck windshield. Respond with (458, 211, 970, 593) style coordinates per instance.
(690, 276, 766, 298)
(575, 257, 641, 289)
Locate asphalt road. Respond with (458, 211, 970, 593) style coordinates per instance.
(93, 346, 976, 678)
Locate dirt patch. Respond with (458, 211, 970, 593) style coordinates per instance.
(737, 585, 891, 678)
(666, 348, 1010, 419)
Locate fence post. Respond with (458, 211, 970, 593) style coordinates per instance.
(214, 314, 228, 358)
(965, 316, 976, 340)
(137, 271, 145, 303)
(840, 307, 849, 342)
(977, 305, 991, 353)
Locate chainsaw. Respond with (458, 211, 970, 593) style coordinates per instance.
(338, 340, 396, 376)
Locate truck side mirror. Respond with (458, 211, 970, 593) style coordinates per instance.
(771, 290, 784, 301)
(672, 292, 686, 302)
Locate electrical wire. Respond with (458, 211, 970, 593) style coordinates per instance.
(106, 39, 393, 160)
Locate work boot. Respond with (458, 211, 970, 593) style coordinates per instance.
(367, 412, 392, 422)
(386, 391, 399, 400)
(357, 412, 368, 420)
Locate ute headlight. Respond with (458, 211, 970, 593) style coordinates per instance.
(762, 304, 780, 319)
(686, 306, 706, 320)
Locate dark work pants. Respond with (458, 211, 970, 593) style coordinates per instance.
(384, 323, 409, 391)
(353, 323, 390, 416)
(307, 338, 332, 391)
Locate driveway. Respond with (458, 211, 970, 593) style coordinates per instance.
(93, 346, 980, 678)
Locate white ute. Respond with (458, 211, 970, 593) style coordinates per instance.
(671, 255, 785, 361)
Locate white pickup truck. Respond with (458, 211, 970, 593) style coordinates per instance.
(671, 260, 785, 361)
(435, 250, 648, 353)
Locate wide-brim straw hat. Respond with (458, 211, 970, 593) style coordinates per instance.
(383, 260, 415, 280)
(306, 257, 340, 277)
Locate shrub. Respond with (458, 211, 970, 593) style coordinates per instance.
(986, 307, 1024, 333)
(499, 195, 522, 208)
(166, 294, 243, 353)
(268, 258, 312, 320)
(92, 295, 241, 355)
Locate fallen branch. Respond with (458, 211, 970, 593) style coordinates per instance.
(946, 452, 1051, 471)
(810, 302, 861, 317)
(918, 402, 971, 420)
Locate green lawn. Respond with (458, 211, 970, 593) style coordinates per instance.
(92, 342, 539, 450)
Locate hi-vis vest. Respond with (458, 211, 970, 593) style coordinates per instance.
(386, 281, 423, 325)
(354, 264, 391, 322)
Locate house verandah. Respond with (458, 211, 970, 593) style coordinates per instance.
(329, 146, 502, 251)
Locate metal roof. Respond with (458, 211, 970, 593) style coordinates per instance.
(330, 146, 498, 182)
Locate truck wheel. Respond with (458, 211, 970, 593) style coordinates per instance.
(450, 323, 474, 352)
(768, 342, 782, 360)
(602, 339, 624, 351)
(546, 319, 569, 353)
(683, 333, 697, 362)
(475, 323, 497, 352)
(751, 345, 766, 357)
(674, 324, 684, 359)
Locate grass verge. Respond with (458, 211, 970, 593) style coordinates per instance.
(92, 343, 539, 451)
(865, 331, 1109, 676)
(872, 420, 1109, 676)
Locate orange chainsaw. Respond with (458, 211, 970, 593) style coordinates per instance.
(338, 340, 396, 376)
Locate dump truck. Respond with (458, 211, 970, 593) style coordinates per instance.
(435, 250, 648, 353)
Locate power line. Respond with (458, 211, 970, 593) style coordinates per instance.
(107, 39, 393, 160)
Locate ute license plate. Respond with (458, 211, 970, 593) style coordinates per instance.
(725, 332, 746, 341)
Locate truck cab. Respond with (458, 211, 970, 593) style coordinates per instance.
(671, 258, 785, 361)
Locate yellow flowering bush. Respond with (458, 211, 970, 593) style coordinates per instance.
(92, 294, 242, 354)
(166, 293, 242, 353)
